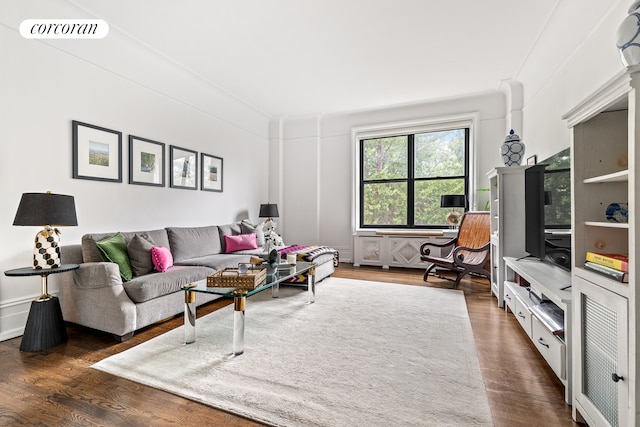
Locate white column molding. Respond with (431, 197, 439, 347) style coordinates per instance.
(268, 116, 285, 233)
(499, 78, 524, 135)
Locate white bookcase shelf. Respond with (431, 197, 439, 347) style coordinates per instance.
(563, 65, 640, 427)
(583, 169, 628, 184)
(486, 166, 527, 307)
(583, 221, 629, 229)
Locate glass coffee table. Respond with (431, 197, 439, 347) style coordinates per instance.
(182, 261, 316, 357)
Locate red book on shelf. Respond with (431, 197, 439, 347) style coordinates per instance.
(585, 252, 629, 272)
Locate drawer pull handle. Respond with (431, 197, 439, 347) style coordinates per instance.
(505, 294, 511, 300)
(537, 338, 549, 348)
(517, 312, 526, 319)
(612, 373, 624, 383)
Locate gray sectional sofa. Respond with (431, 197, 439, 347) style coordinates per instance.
(59, 222, 335, 341)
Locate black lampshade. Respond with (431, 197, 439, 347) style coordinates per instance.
(440, 195, 466, 209)
(13, 192, 78, 226)
(259, 203, 279, 218)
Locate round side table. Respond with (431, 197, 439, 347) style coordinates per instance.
(4, 264, 79, 352)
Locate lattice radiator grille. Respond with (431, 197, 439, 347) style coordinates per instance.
(583, 295, 618, 427)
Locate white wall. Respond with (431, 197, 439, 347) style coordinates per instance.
(0, 2, 270, 340)
(270, 92, 508, 262)
(519, 0, 628, 161)
(271, 0, 632, 265)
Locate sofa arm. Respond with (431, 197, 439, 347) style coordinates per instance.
(59, 262, 136, 338)
(74, 262, 123, 289)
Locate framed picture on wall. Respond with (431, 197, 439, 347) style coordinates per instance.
(170, 145, 198, 190)
(129, 135, 165, 187)
(72, 120, 122, 182)
(201, 153, 223, 192)
(526, 155, 537, 165)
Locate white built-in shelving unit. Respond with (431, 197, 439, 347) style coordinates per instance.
(563, 65, 640, 427)
(486, 166, 528, 307)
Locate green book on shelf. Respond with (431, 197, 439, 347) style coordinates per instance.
(584, 261, 629, 283)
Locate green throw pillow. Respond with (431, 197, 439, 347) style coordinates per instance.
(96, 232, 133, 281)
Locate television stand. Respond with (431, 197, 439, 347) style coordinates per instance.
(503, 256, 572, 403)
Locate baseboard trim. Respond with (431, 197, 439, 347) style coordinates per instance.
(0, 326, 25, 342)
(0, 294, 39, 342)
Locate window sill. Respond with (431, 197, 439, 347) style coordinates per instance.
(375, 230, 445, 237)
(354, 229, 457, 238)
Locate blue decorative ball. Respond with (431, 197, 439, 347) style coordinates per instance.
(606, 202, 629, 223)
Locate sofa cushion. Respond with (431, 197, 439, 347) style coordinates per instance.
(82, 229, 170, 263)
(224, 233, 258, 253)
(241, 220, 265, 247)
(123, 266, 215, 303)
(174, 253, 255, 271)
(217, 223, 243, 253)
(166, 226, 221, 262)
(127, 233, 156, 276)
(96, 232, 133, 281)
(151, 246, 174, 272)
(232, 248, 267, 256)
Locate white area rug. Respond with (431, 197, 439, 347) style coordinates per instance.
(92, 278, 493, 426)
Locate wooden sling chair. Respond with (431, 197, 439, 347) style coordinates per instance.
(419, 211, 491, 288)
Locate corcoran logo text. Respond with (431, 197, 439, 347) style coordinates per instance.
(20, 19, 109, 39)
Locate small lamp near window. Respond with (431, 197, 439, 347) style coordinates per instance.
(440, 195, 466, 228)
(259, 203, 279, 254)
(13, 192, 78, 269)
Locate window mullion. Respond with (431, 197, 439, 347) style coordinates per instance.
(359, 139, 365, 228)
(407, 135, 415, 227)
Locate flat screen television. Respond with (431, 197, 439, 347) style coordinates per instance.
(524, 148, 571, 270)
(525, 164, 546, 259)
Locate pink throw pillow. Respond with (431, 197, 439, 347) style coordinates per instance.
(151, 246, 174, 272)
(225, 233, 258, 253)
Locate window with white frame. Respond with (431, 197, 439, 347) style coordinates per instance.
(358, 126, 469, 229)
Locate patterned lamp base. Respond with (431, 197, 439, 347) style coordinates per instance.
(33, 226, 61, 269)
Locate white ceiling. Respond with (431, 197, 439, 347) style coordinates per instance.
(74, 0, 563, 118)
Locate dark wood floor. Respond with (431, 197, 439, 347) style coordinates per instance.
(0, 264, 580, 426)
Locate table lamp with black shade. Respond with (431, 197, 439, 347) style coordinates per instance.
(13, 191, 78, 269)
(259, 203, 279, 260)
(6, 191, 79, 351)
(441, 194, 466, 228)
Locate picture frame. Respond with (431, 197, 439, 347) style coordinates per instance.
(201, 153, 223, 192)
(129, 135, 165, 187)
(170, 145, 198, 190)
(526, 155, 537, 165)
(72, 120, 122, 182)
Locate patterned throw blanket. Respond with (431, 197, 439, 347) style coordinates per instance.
(277, 245, 338, 283)
(278, 245, 336, 262)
